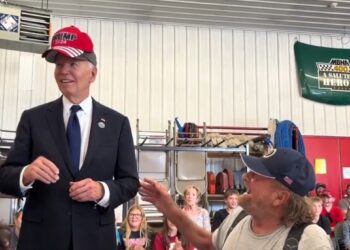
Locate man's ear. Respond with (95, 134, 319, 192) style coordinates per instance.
(272, 190, 291, 206)
(90, 66, 97, 83)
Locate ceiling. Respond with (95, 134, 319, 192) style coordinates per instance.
(6, 0, 350, 34)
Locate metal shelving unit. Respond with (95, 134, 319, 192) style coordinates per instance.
(133, 119, 268, 221)
(135, 145, 246, 154)
(0, 129, 21, 225)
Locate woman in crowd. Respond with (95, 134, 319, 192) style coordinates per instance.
(181, 185, 210, 250)
(117, 205, 153, 250)
(152, 218, 193, 250)
(183, 186, 211, 249)
(182, 185, 210, 231)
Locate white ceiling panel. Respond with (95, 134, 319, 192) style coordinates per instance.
(6, 0, 350, 34)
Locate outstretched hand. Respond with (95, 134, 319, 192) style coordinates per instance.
(140, 179, 214, 250)
(139, 178, 174, 214)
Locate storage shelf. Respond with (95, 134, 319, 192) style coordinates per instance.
(207, 194, 225, 202)
(135, 145, 246, 154)
(133, 119, 261, 221)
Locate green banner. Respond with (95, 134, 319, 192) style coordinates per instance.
(294, 41, 350, 105)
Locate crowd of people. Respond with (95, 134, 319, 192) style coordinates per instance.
(313, 183, 350, 250)
(112, 180, 243, 249)
(0, 184, 238, 250)
(1, 147, 342, 250)
(5, 176, 347, 250)
(140, 148, 333, 250)
(115, 185, 212, 250)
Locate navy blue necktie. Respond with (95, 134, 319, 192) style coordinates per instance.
(67, 105, 81, 176)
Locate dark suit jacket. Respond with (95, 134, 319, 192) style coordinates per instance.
(0, 97, 139, 250)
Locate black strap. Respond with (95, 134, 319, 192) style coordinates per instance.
(283, 223, 309, 250)
(224, 210, 248, 243)
(218, 211, 308, 249)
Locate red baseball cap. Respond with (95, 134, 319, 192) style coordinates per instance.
(320, 190, 334, 199)
(42, 26, 97, 65)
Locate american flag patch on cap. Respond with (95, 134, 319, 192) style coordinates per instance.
(284, 176, 293, 185)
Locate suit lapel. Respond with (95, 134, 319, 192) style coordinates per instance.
(79, 99, 107, 174)
(45, 97, 74, 176)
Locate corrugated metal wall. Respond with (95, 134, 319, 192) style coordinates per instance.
(1, 16, 350, 136)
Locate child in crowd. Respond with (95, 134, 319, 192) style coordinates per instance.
(211, 189, 240, 232)
(117, 205, 153, 250)
(152, 218, 193, 250)
(320, 190, 344, 233)
(309, 196, 331, 235)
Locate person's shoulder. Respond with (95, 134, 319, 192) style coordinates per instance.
(117, 227, 125, 235)
(18, 99, 61, 122)
(92, 99, 127, 119)
(216, 208, 227, 213)
(319, 215, 330, 224)
(338, 198, 348, 209)
(338, 197, 348, 203)
(147, 226, 156, 236)
(213, 208, 228, 217)
(303, 223, 328, 233)
(300, 224, 332, 248)
(199, 207, 209, 215)
(24, 99, 60, 113)
(230, 206, 244, 216)
(218, 206, 247, 230)
(332, 205, 344, 214)
(299, 226, 332, 249)
(153, 231, 163, 241)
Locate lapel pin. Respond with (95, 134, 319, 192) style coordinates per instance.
(98, 118, 105, 128)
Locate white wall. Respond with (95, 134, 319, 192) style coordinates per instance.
(0, 16, 350, 136)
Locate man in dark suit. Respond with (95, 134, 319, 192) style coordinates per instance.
(0, 26, 139, 250)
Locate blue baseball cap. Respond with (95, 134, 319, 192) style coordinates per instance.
(240, 148, 315, 196)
